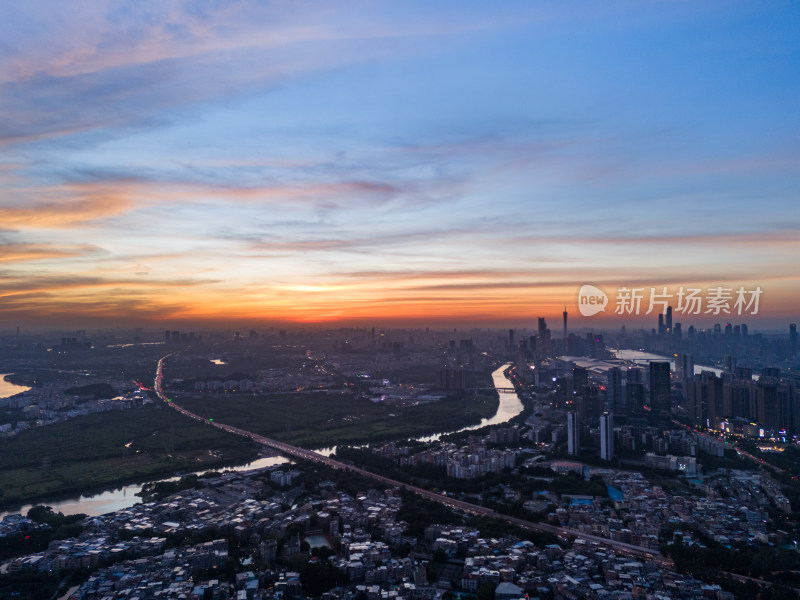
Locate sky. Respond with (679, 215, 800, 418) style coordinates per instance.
(1, 0, 799, 331)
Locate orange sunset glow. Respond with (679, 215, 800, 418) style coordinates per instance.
(1, 2, 798, 330)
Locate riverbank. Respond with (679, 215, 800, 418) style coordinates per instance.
(0, 364, 521, 518)
(174, 388, 500, 450)
(0, 374, 31, 399)
(0, 454, 289, 520)
(0, 405, 260, 512)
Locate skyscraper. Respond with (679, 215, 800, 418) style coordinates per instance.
(459, 339, 474, 366)
(627, 382, 646, 418)
(627, 367, 642, 384)
(666, 306, 673, 334)
(607, 367, 625, 416)
(537, 317, 548, 358)
(686, 377, 708, 426)
(724, 355, 735, 373)
(567, 411, 579, 456)
(675, 353, 694, 381)
(578, 386, 601, 426)
(563, 308, 568, 353)
(554, 377, 569, 408)
(600, 412, 614, 461)
(572, 366, 589, 393)
(516, 340, 527, 373)
(649, 361, 671, 418)
(790, 324, 797, 360)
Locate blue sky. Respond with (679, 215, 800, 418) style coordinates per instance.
(1, 1, 798, 329)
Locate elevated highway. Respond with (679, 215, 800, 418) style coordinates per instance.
(154, 355, 667, 564)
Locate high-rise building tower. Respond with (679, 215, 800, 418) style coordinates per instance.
(577, 386, 601, 426)
(537, 317, 548, 358)
(675, 354, 694, 381)
(706, 373, 724, 428)
(459, 339, 474, 366)
(516, 340, 527, 373)
(627, 367, 642, 384)
(658, 314, 665, 336)
(724, 355, 735, 373)
(508, 329, 515, 350)
(567, 411, 580, 456)
(649, 361, 671, 418)
(627, 382, 646, 418)
(686, 377, 707, 426)
(607, 367, 625, 416)
(572, 366, 588, 393)
(563, 308, 568, 353)
(790, 324, 797, 360)
(600, 412, 614, 461)
(666, 306, 673, 334)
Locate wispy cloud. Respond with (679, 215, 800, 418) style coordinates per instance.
(0, 191, 133, 229)
(0, 1, 798, 326)
(0, 272, 217, 295)
(0, 1, 541, 149)
(0, 242, 101, 263)
(0, 175, 408, 230)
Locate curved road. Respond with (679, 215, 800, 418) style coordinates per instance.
(154, 356, 667, 564)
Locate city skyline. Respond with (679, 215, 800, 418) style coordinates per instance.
(2, 1, 799, 329)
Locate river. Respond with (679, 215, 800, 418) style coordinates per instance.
(0, 455, 289, 520)
(314, 363, 523, 454)
(610, 349, 758, 379)
(412, 363, 523, 442)
(0, 374, 31, 399)
(0, 364, 522, 519)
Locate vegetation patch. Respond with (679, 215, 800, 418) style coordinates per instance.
(176, 390, 499, 448)
(0, 405, 258, 509)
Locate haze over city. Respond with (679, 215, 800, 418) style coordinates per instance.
(2, 1, 799, 330)
(5, 4, 800, 599)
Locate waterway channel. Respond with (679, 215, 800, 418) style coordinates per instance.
(0, 364, 523, 518)
(0, 374, 31, 399)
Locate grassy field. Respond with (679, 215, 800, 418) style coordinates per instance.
(0, 405, 258, 509)
(176, 390, 500, 448)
